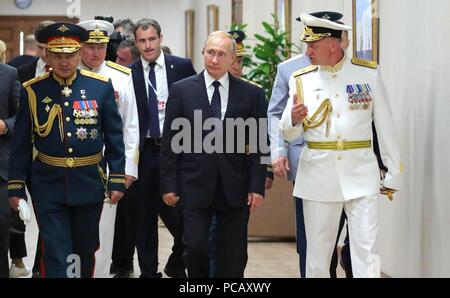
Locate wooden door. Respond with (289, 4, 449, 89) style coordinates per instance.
(0, 16, 79, 63)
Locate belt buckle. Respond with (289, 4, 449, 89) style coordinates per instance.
(66, 157, 75, 168)
(336, 140, 345, 151)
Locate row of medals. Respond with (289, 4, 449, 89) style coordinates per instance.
(348, 93, 372, 111)
(73, 108, 98, 125)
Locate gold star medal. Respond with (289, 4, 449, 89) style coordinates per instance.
(62, 86, 72, 97)
(76, 127, 88, 141)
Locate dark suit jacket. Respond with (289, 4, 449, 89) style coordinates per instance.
(17, 58, 39, 83)
(160, 71, 267, 209)
(0, 64, 20, 181)
(130, 54, 196, 153)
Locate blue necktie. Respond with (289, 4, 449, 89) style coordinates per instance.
(210, 81, 221, 119)
(148, 62, 160, 137)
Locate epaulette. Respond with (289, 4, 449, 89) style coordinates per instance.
(293, 65, 318, 78)
(106, 60, 131, 74)
(351, 58, 378, 69)
(22, 72, 50, 88)
(80, 69, 109, 82)
(241, 77, 262, 88)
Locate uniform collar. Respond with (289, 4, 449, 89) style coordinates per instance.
(52, 70, 77, 86)
(320, 54, 346, 73)
(79, 60, 104, 73)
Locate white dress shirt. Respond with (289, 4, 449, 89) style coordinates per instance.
(35, 58, 47, 77)
(141, 51, 169, 136)
(204, 71, 229, 120)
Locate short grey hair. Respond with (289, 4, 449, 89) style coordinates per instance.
(114, 18, 135, 36)
(118, 37, 140, 61)
(204, 31, 236, 55)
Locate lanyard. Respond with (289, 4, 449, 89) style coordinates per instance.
(145, 66, 158, 96)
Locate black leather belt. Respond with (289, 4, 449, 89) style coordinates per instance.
(146, 137, 162, 146)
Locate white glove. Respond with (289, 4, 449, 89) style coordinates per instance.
(17, 199, 31, 225)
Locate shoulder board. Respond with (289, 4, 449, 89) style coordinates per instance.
(22, 72, 50, 88)
(351, 58, 378, 69)
(292, 65, 318, 78)
(241, 77, 262, 88)
(80, 69, 109, 82)
(106, 61, 131, 74)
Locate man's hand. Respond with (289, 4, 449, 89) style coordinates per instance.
(125, 175, 136, 189)
(9, 198, 31, 224)
(247, 193, 263, 212)
(0, 120, 7, 135)
(9, 197, 20, 211)
(272, 156, 290, 178)
(109, 191, 124, 205)
(163, 192, 179, 207)
(291, 94, 308, 126)
(265, 178, 273, 190)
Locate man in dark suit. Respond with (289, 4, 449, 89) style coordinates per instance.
(0, 63, 20, 278)
(111, 18, 196, 278)
(161, 31, 266, 278)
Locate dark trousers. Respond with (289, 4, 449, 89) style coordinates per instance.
(113, 140, 184, 277)
(183, 179, 247, 278)
(34, 200, 103, 278)
(111, 188, 135, 271)
(9, 232, 26, 259)
(209, 208, 250, 277)
(0, 178, 11, 278)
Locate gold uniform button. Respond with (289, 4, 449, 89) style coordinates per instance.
(68, 148, 73, 153)
(67, 132, 72, 137)
(337, 134, 342, 139)
(66, 117, 70, 122)
(64, 102, 69, 107)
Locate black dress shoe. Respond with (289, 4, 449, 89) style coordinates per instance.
(164, 265, 187, 278)
(113, 269, 133, 278)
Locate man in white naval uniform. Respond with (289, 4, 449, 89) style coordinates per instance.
(280, 13, 401, 278)
(78, 20, 139, 277)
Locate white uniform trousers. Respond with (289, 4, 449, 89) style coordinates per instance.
(303, 194, 380, 278)
(93, 203, 117, 278)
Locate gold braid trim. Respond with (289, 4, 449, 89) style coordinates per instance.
(303, 98, 333, 131)
(26, 86, 64, 142)
(109, 178, 126, 184)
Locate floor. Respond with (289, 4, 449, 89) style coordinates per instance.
(12, 204, 346, 278)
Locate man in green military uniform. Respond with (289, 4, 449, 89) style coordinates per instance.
(7, 22, 126, 278)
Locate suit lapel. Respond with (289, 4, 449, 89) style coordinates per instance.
(133, 61, 149, 108)
(164, 54, 176, 88)
(224, 74, 240, 119)
(193, 71, 212, 117)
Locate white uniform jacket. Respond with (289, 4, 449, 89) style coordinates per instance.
(281, 56, 401, 202)
(80, 61, 140, 178)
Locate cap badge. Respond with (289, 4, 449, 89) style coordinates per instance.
(57, 25, 70, 32)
